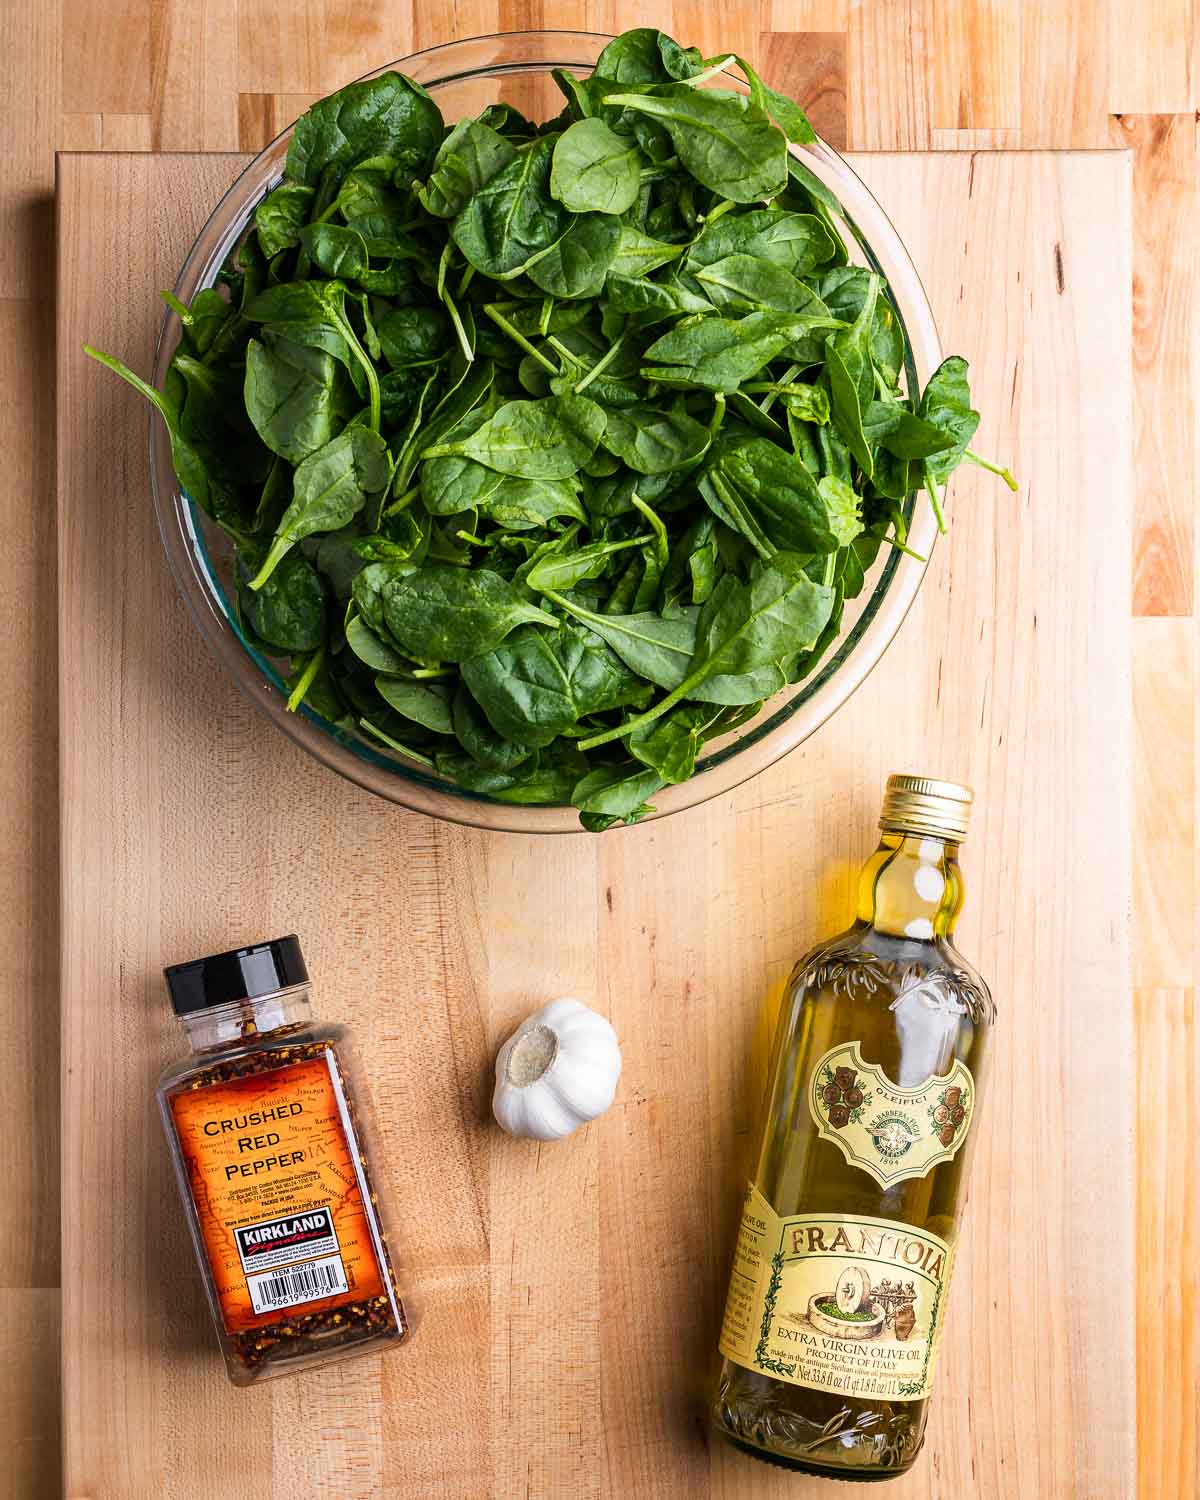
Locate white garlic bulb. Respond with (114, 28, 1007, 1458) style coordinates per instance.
(492, 998, 622, 1141)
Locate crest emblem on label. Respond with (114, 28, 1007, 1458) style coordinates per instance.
(808, 1042, 975, 1187)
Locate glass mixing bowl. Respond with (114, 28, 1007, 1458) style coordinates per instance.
(151, 30, 942, 833)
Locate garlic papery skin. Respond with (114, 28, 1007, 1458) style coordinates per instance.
(492, 998, 622, 1142)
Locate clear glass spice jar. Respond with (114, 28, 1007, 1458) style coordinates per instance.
(157, 935, 410, 1385)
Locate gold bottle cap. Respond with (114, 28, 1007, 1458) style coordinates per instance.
(879, 773, 973, 842)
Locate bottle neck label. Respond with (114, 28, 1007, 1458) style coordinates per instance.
(808, 1041, 976, 1187)
(719, 1184, 955, 1403)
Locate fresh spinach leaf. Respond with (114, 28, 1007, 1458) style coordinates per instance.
(594, 28, 674, 84)
(643, 311, 840, 393)
(464, 621, 648, 746)
(452, 685, 534, 770)
(286, 72, 443, 187)
(237, 548, 327, 653)
(479, 476, 588, 530)
(254, 182, 315, 259)
(525, 533, 651, 591)
(298, 222, 369, 281)
(542, 593, 699, 689)
(419, 118, 517, 218)
(381, 564, 557, 662)
(551, 118, 642, 215)
(571, 762, 664, 821)
(609, 226, 686, 276)
(863, 400, 957, 460)
(603, 272, 712, 323)
(686, 553, 833, 704)
(818, 475, 864, 545)
(600, 407, 711, 474)
(243, 333, 348, 464)
(345, 611, 407, 672)
(824, 275, 879, 478)
(422, 395, 605, 478)
(526, 213, 621, 299)
(732, 54, 817, 146)
(250, 427, 391, 588)
(687, 209, 836, 278)
(436, 744, 588, 804)
(628, 700, 723, 782)
(451, 136, 571, 280)
(335, 158, 409, 240)
(375, 674, 456, 735)
(919, 355, 981, 483)
(603, 87, 787, 203)
(703, 434, 839, 554)
(377, 306, 449, 369)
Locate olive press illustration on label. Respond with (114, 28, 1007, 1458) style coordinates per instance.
(808, 1041, 975, 1187)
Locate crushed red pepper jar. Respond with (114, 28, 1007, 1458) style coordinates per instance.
(157, 935, 410, 1385)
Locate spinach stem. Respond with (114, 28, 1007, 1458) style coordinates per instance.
(483, 304, 557, 373)
(382, 485, 419, 517)
(890, 498, 909, 544)
(754, 365, 800, 415)
(539, 297, 554, 337)
(638, 159, 681, 184)
(83, 346, 170, 421)
(630, 493, 669, 570)
(332, 303, 381, 432)
(546, 335, 580, 367)
(442, 286, 475, 365)
(160, 289, 192, 324)
(286, 646, 325, 713)
(359, 718, 435, 766)
(701, 198, 736, 226)
(921, 462, 948, 534)
(457, 263, 476, 299)
(676, 54, 735, 88)
(248, 535, 291, 592)
(964, 448, 1018, 490)
(575, 333, 627, 393)
(882, 533, 928, 562)
(436, 241, 452, 302)
(579, 680, 692, 752)
(822, 553, 837, 587)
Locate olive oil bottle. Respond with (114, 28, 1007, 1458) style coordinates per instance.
(710, 775, 993, 1480)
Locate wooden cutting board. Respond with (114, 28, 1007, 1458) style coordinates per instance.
(57, 149, 1133, 1500)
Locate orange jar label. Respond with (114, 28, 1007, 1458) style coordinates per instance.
(170, 1054, 385, 1333)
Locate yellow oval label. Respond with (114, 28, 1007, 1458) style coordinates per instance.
(808, 1042, 975, 1187)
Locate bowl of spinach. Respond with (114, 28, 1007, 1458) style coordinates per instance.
(88, 29, 1012, 832)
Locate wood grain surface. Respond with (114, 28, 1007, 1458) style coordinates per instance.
(0, 3, 1191, 1495)
(58, 145, 1133, 1500)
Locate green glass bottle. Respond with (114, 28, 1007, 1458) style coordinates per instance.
(710, 775, 994, 1480)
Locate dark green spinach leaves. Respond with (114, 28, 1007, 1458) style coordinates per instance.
(86, 33, 1010, 828)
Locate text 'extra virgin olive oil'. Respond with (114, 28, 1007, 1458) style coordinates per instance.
(710, 776, 994, 1481)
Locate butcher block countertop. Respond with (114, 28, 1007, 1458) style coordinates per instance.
(4, 5, 1198, 1498)
(59, 143, 1131, 1500)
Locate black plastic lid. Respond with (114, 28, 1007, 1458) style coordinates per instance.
(164, 935, 308, 1015)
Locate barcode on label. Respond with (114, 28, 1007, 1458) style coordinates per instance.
(246, 1253, 349, 1315)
